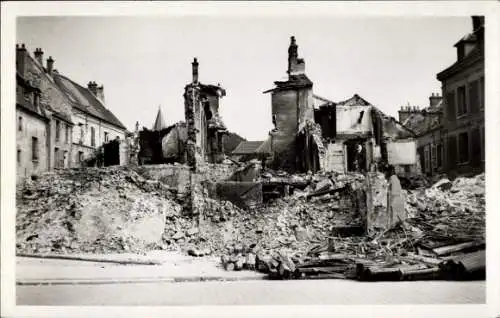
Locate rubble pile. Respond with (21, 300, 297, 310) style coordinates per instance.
(16, 167, 187, 254)
(219, 173, 485, 282)
(405, 173, 485, 242)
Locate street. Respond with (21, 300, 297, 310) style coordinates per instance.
(17, 279, 485, 305)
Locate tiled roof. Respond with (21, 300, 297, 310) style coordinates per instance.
(232, 141, 264, 155)
(402, 101, 443, 136)
(53, 74, 126, 130)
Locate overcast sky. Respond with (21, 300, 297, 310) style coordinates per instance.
(17, 16, 472, 140)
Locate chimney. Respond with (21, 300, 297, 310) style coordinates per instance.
(16, 43, 27, 75)
(34, 48, 44, 66)
(287, 36, 305, 76)
(192, 57, 199, 84)
(96, 85, 105, 104)
(429, 92, 442, 108)
(46, 56, 54, 75)
(87, 81, 98, 95)
(472, 16, 484, 32)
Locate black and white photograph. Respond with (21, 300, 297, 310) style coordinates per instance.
(1, 2, 499, 318)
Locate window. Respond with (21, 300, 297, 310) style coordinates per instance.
(79, 124, 84, 144)
(54, 147, 60, 168)
(32, 137, 39, 161)
(458, 131, 469, 163)
(457, 85, 467, 116)
(17, 149, 21, 165)
(34, 93, 40, 108)
(78, 151, 84, 163)
(446, 91, 456, 120)
(480, 77, 485, 110)
(424, 146, 431, 174)
(65, 126, 69, 144)
(468, 80, 480, 113)
(104, 132, 109, 143)
(55, 120, 60, 142)
(18, 116, 23, 132)
(91, 127, 96, 147)
(431, 144, 436, 169)
(437, 144, 443, 168)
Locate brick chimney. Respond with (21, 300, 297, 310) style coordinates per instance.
(398, 104, 421, 123)
(429, 92, 442, 108)
(287, 36, 305, 77)
(16, 43, 28, 75)
(96, 85, 105, 104)
(87, 81, 98, 95)
(46, 56, 54, 75)
(192, 57, 199, 84)
(34, 48, 44, 66)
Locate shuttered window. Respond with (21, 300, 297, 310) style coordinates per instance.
(446, 92, 456, 122)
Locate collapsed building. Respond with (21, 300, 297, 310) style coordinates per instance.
(137, 58, 229, 169)
(262, 36, 419, 175)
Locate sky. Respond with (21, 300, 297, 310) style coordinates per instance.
(17, 16, 472, 140)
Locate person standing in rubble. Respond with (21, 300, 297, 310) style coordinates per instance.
(385, 165, 406, 228)
(354, 143, 365, 173)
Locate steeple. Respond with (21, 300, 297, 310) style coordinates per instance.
(152, 105, 167, 131)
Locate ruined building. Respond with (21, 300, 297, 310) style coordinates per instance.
(184, 58, 228, 170)
(137, 58, 228, 168)
(263, 37, 418, 174)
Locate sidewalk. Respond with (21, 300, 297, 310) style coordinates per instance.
(16, 251, 266, 285)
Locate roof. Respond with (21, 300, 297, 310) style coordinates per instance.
(402, 101, 443, 136)
(255, 137, 272, 154)
(152, 107, 167, 131)
(264, 74, 313, 93)
(53, 74, 126, 130)
(231, 141, 264, 155)
(437, 25, 484, 81)
(337, 94, 372, 107)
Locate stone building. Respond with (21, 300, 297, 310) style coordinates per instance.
(400, 94, 444, 176)
(263, 36, 418, 174)
(52, 75, 128, 167)
(16, 43, 128, 182)
(184, 58, 228, 170)
(16, 44, 74, 182)
(437, 16, 485, 176)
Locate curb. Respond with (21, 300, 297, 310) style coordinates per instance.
(16, 275, 266, 286)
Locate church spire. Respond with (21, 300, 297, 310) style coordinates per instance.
(152, 105, 167, 131)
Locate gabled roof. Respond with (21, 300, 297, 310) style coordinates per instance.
(337, 94, 372, 106)
(53, 74, 126, 130)
(231, 141, 264, 155)
(152, 107, 167, 131)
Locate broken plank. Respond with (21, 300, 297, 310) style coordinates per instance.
(432, 241, 485, 256)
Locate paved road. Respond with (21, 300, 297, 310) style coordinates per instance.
(17, 279, 485, 305)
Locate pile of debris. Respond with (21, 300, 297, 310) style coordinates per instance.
(16, 167, 188, 254)
(219, 173, 485, 281)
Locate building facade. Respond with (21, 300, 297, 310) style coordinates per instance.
(16, 43, 128, 182)
(400, 94, 444, 176)
(437, 16, 485, 176)
(16, 44, 74, 182)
